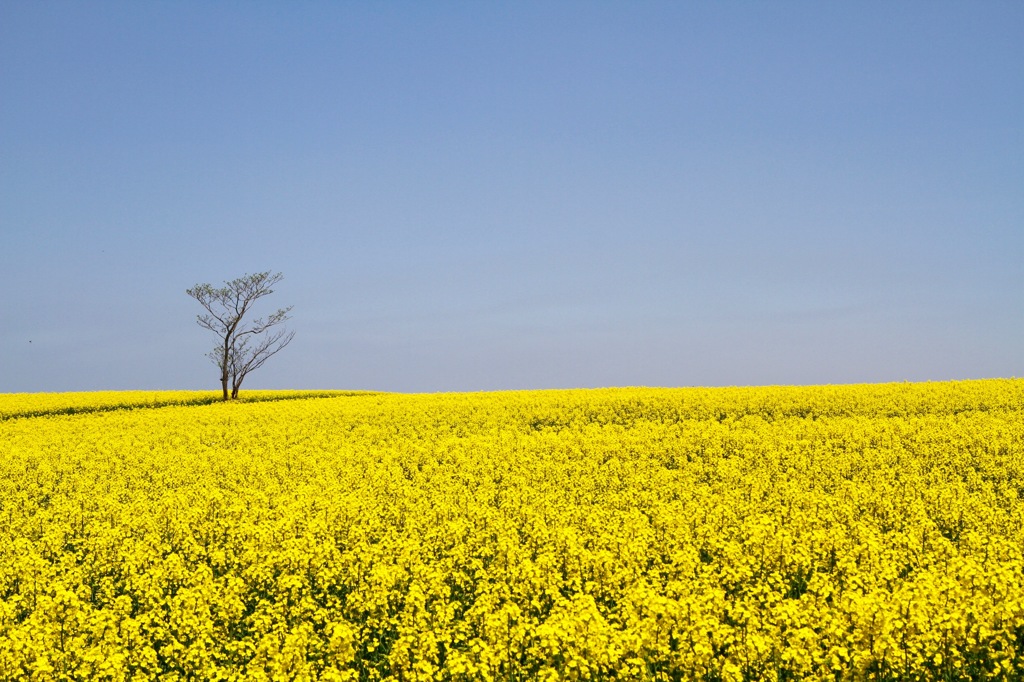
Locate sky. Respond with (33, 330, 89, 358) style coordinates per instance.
(1, 1, 1021, 393)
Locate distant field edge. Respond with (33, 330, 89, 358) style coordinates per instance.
(0, 390, 381, 421)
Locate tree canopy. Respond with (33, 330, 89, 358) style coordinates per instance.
(186, 271, 294, 400)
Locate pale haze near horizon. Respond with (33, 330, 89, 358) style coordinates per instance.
(2, 2, 1021, 393)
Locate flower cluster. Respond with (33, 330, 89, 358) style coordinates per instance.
(0, 380, 1022, 680)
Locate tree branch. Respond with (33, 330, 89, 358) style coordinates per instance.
(187, 271, 294, 399)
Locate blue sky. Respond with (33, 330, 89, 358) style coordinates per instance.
(2, 2, 1021, 393)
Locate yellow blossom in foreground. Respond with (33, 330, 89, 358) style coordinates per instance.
(0, 380, 1022, 680)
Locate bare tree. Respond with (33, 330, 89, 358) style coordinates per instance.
(186, 271, 295, 400)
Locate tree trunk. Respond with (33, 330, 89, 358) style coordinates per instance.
(221, 377, 229, 401)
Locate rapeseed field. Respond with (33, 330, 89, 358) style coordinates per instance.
(1, 380, 1022, 681)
